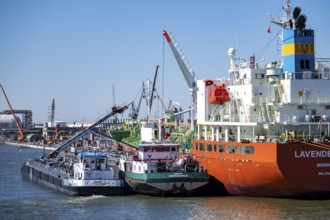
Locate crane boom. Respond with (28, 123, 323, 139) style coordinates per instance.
(129, 82, 146, 120)
(163, 30, 198, 103)
(47, 104, 130, 159)
(0, 84, 25, 141)
(135, 82, 145, 118)
(163, 30, 197, 132)
(149, 65, 159, 118)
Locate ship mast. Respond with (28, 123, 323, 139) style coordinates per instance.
(283, 0, 292, 24)
(271, 0, 292, 28)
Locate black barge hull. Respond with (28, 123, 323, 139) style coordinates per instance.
(21, 162, 127, 196)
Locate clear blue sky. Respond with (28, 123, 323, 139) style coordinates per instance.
(1, 0, 329, 124)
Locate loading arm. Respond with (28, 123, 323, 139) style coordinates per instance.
(47, 104, 131, 159)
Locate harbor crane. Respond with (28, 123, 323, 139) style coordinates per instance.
(163, 30, 198, 104)
(0, 84, 25, 141)
(129, 82, 146, 120)
(163, 30, 198, 131)
(148, 65, 159, 120)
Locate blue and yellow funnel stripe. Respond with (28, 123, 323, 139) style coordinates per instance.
(283, 43, 314, 56)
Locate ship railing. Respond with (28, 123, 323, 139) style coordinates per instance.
(290, 95, 330, 105)
(253, 94, 330, 105)
(209, 111, 329, 124)
(288, 71, 330, 80)
(204, 134, 321, 143)
(220, 78, 252, 86)
(198, 133, 282, 143)
(249, 113, 330, 124)
(252, 95, 283, 105)
(207, 112, 330, 124)
(197, 130, 330, 144)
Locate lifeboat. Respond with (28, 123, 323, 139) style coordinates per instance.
(209, 84, 230, 104)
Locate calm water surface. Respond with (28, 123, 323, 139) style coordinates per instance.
(0, 144, 329, 220)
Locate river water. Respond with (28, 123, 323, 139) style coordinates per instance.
(0, 144, 329, 220)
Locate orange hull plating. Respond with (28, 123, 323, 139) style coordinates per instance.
(192, 140, 330, 198)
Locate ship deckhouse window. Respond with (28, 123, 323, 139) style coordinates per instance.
(207, 144, 212, 152)
(240, 146, 255, 155)
(300, 60, 305, 69)
(199, 143, 205, 151)
(306, 60, 310, 69)
(195, 143, 198, 150)
(228, 145, 237, 154)
(300, 60, 310, 69)
(213, 145, 217, 152)
(255, 73, 264, 79)
(218, 145, 225, 153)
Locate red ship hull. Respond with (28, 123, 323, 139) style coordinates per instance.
(191, 140, 330, 198)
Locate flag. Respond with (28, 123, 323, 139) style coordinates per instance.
(267, 26, 271, 33)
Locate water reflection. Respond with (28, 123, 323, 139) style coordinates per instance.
(186, 197, 330, 219)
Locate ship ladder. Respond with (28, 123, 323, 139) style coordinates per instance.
(277, 84, 287, 103)
(261, 104, 270, 122)
(235, 98, 248, 122)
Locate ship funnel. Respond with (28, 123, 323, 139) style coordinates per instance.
(296, 14, 307, 30)
(293, 7, 301, 19)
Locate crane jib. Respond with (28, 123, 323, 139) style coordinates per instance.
(162, 30, 198, 102)
(47, 104, 129, 159)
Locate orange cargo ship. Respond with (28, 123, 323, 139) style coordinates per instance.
(192, 140, 330, 198)
(165, 0, 330, 198)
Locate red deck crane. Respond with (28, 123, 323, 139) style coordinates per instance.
(0, 84, 25, 141)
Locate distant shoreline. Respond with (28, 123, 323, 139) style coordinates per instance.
(4, 141, 56, 151)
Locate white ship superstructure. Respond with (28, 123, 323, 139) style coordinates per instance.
(195, 5, 330, 143)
